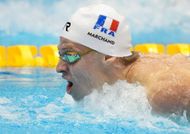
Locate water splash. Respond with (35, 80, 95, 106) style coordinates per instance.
(80, 80, 151, 118)
(1, 77, 190, 133)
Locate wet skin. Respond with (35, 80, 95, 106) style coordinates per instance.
(126, 54, 190, 118)
(57, 37, 190, 120)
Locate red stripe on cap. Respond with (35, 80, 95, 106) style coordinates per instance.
(110, 20, 119, 32)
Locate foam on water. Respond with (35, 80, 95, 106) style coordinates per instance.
(61, 81, 189, 125)
(62, 80, 190, 130)
(81, 80, 151, 118)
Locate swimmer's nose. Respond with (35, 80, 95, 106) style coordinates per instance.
(56, 60, 69, 73)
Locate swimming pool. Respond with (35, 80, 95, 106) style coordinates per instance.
(0, 68, 189, 134)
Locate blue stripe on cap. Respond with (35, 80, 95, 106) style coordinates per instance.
(96, 15, 106, 26)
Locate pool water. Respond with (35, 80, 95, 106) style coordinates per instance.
(0, 68, 190, 134)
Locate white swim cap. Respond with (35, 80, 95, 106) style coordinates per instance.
(62, 4, 132, 57)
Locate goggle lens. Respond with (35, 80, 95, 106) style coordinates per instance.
(61, 51, 81, 64)
(59, 49, 92, 64)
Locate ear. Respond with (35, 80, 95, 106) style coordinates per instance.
(104, 55, 124, 69)
(104, 55, 116, 63)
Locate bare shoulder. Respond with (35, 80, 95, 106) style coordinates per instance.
(130, 53, 190, 117)
(141, 54, 190, 115)
(138, 53, 190, 69)
(139, 53, 189, 62)
(126, 53, 190, 84)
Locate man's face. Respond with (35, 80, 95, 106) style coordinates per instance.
(56, 37, 121, 101)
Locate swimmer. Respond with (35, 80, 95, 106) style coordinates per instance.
(56, 4, 190, 121)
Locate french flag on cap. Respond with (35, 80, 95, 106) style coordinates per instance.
(94, 15, 119, 32)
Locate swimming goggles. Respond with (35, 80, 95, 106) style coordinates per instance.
(59, 49, 92, 64)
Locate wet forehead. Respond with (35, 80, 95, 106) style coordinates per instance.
(58, 38, 89, 52)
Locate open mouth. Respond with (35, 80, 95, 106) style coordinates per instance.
(67, 81, 73, 94)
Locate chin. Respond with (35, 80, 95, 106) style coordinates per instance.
(70, 86, 92, 101)
(71, 94, 84, 101)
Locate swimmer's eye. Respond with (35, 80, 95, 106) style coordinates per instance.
(58, 49, 93, 64)
(59, 50, 81, 64)
(65, 52, 81, 63)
